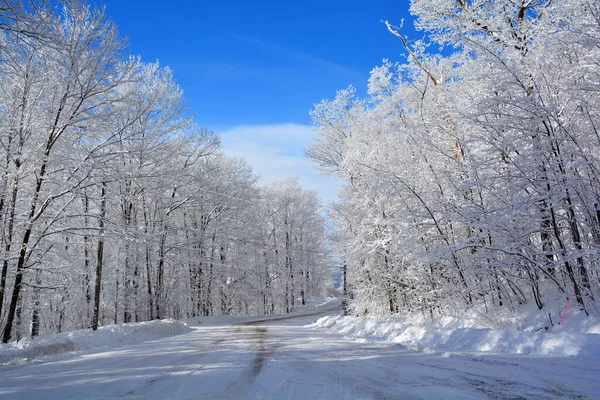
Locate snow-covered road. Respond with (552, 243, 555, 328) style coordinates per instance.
(1, 301, 598, 399)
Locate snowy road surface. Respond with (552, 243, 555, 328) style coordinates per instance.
(1, 301, 599, 399)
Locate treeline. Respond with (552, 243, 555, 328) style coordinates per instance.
(0, 0, 329, 343)
(309, 0, 600, 324)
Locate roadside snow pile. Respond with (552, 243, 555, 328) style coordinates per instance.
(0, 319, 192, 366)
(310, 315, 600, 359)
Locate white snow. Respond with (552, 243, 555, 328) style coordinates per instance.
(0, 299, 335, 368)
(0, 299, 598, 399)
(310, 313, 600, 358)
(0, 319, 192, 367)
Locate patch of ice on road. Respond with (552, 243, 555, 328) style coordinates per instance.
(0, 319, 192, 366)
(310, 315, 600, 358)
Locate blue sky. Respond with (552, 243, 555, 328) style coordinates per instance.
(93, 0, 417, 202)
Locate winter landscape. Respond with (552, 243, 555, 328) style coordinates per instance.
(1, 0, 600, 399)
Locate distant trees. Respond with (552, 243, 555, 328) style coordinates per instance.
(0, 0, 330, 343)
(309, 0, 600, 323)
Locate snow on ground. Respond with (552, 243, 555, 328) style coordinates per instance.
(310, 309, 600, 359)
(0, 298, 336, 369)
(0, 319, 192, 368)
(186, 298, 338, 327)
(0, 298, 599, 399)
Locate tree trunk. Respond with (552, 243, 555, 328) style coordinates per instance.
(92, 182, 106, 331)
(83, 192, 92, 322)
(0, 172, 19, 321)
(30, 269, 42, 337)
(156, 228, 167, 319)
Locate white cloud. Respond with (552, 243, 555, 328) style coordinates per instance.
(219, 124, 342, 203)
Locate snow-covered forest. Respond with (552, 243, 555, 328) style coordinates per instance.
(2, 0, 600, 347)
(309, 1, 600, 323)
(1, 2, 600, 398)
(0, 0, 330, 343)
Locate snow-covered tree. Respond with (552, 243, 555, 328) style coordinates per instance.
(0, 0, 332, 343)
(309, 0, 600, 324)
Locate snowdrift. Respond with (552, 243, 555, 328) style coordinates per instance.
(0, 319, 191, 367)
(311, 315, 600, 359)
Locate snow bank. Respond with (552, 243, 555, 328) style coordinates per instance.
(310, 315, 600, 359)
(0, 319, 192, 366)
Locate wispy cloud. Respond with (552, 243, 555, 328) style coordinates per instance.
(220, 123, 342, 203)
(232, 35, 367, 82)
